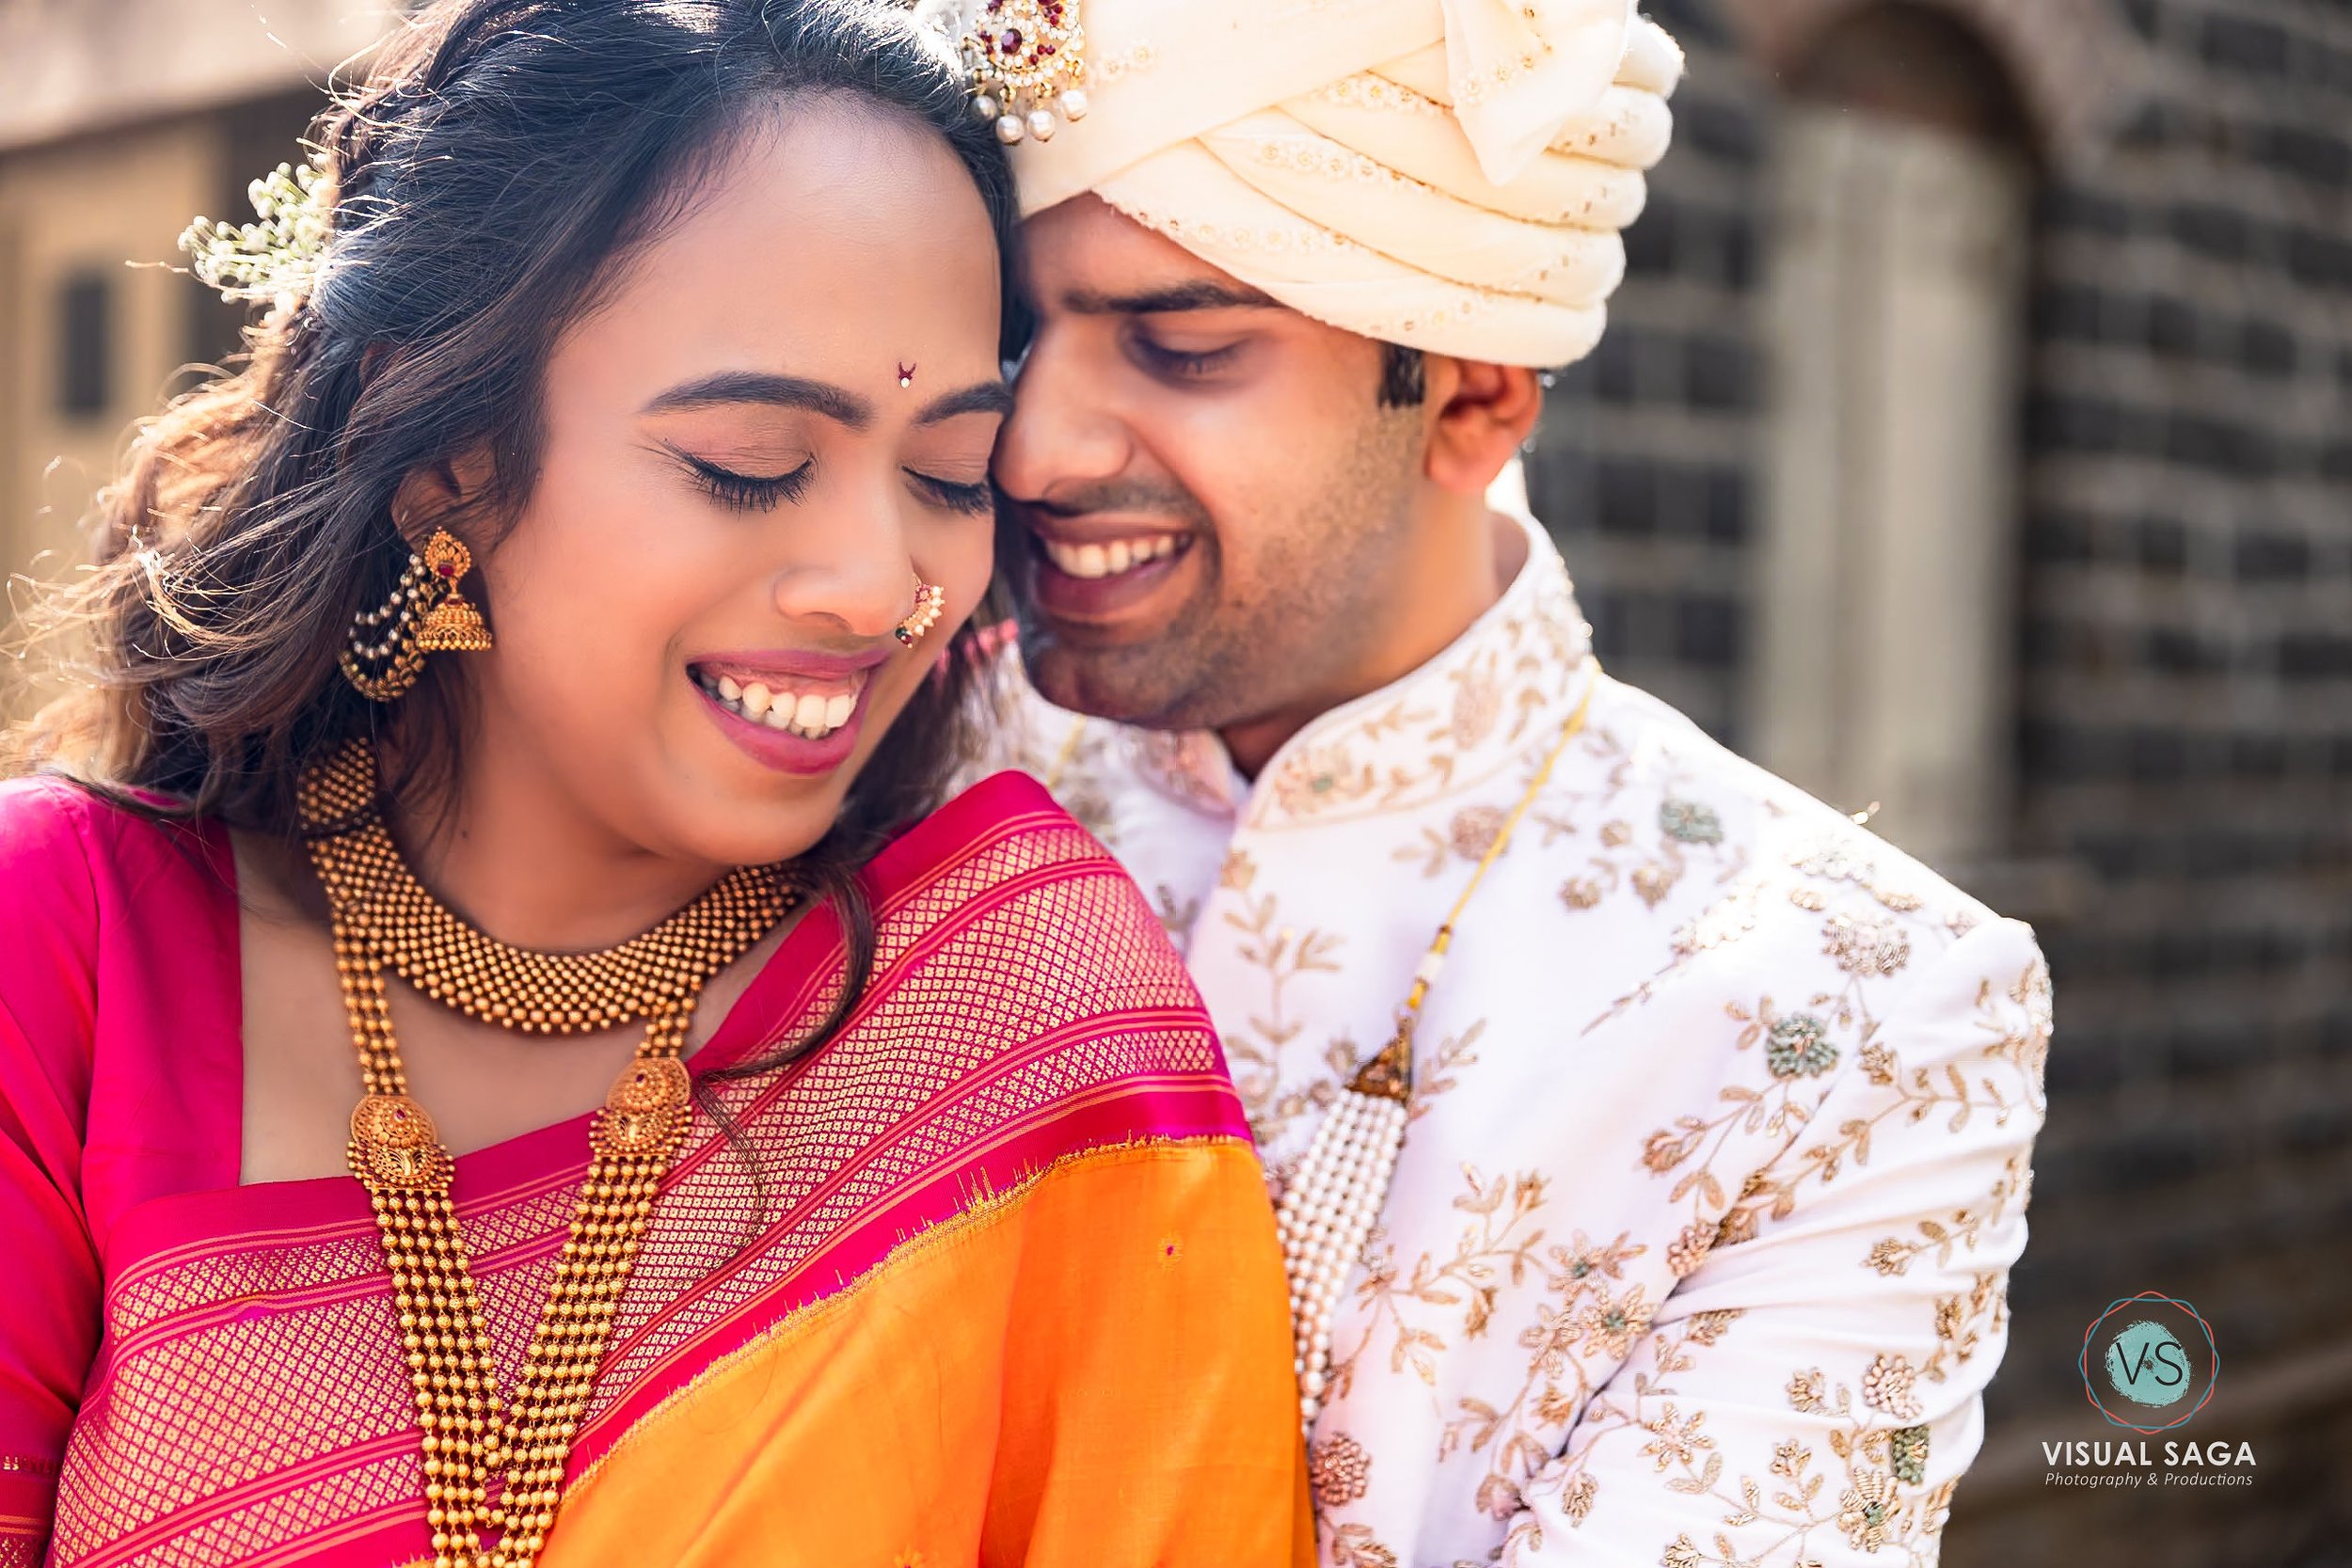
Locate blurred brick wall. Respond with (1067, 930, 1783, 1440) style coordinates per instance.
(1526, 1, 2352, 1561)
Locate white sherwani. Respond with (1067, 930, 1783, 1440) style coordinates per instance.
(975, 512, 2052, 1567)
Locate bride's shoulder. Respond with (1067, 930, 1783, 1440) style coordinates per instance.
(0, 774, 105, 883)
(883, 769, 1189, 982)
(0, 774, 219, 922)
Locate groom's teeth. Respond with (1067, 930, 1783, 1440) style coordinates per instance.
(1042, 534, 1181, 578)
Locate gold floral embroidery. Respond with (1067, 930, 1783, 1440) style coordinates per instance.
(1666, 1223, 1714, 1278)
(1863, 1151, 2030, 1278)
(1822, 912, 1912, 977)
(1860, 1354, 1923, 1419)
(1310, 1433, 1374, 1509)
(1640, 1403, 1713, 1472)
(1922, 1270, 2007, 1384)
(1327, 1523, 1401, 1567)
(1836, 1470, 1904, 1551)
(1574, 1284, 1657, 1361)
(1268, 739, 1377, 817)
(1218, 889, 1345, 1133)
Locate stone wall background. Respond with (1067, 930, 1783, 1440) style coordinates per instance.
(1527, 2, 2352, 1562)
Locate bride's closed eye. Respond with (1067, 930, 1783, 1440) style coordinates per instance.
(666, 444, 814, 513)
(905, 469, 993, 515)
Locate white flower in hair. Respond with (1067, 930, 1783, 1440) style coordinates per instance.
(180, 156, 333, 311)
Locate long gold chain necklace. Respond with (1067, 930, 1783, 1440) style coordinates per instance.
(298, 739, 792, 1567)
(1277, 663, 1598, 1429)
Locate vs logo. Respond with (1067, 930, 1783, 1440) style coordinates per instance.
(2106, 1322, 2190, 1404)
(2080, 1292, 2217, 1433)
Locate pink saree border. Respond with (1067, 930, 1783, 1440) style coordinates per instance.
(62, 772, 1254, 1568)
(99, 773, 1094, 1287)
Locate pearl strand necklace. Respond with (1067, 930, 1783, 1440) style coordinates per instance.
(1277, 665, 1598, 1430)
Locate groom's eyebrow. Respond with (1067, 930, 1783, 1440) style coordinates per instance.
(1062, 280, 1281, 315)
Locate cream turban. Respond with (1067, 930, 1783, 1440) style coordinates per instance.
(931, 0, 1682, 366)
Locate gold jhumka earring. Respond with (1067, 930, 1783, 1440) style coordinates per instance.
(895, 573, 947, 647)
(340, 528, 495, 702)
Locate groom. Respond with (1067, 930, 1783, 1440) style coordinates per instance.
(961, 1, 2053, 1561)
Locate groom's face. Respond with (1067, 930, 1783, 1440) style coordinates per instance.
(995, 197, 1428, 736)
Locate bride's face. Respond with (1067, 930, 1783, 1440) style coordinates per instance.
(449, 102, 1006, 867)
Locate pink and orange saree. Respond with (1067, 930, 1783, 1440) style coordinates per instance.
(0, 771, 1310, 1567)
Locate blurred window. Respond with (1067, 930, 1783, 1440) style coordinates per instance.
(1754, 6, 2034, 872)
(56, 268, 112, 420)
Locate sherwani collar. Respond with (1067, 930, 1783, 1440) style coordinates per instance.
(1114, 507, 1598, 832)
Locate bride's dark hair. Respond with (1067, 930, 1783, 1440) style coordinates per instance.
(6, 0, 1020, 1073)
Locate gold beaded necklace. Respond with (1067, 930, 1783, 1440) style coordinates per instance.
(298, 739, 793, 1568)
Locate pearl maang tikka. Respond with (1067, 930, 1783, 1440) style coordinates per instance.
(961, 0, 1089, 145)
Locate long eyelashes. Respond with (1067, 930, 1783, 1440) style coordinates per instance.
(672, 448, 991, 517)
(674, 449, 813, 513)
(908, 473, 993, 516)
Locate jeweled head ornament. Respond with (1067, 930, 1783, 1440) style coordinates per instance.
(949, 0, 1683, 367)
(180, 156, 334, 309)
(961, 0, 1090, 144)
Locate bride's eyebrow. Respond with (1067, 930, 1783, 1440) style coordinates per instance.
(914, 382, 1015, 425)
(637, 372, 1011, 429)
(642, 372, 873, 429)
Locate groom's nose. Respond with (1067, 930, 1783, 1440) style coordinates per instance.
(993, 328, 1135, 505)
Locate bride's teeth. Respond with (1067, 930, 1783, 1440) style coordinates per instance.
(762, 701, 795, 732)
(740, 682, 772, 719)
(717, 674, 742, 702)
(823, 692, 854, 728)
(792, 691, 828, 730)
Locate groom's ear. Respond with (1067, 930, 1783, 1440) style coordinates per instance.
(1418, 356, 1543, 498)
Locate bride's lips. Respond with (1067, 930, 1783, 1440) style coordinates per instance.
(689, 645, 891, 776)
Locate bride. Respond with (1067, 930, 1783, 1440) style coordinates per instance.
(0, 2, 1308, 1564)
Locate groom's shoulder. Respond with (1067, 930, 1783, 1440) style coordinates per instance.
(1566, 672, 2026, 982)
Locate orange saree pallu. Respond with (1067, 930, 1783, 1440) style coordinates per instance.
(0, 773, 1309, 1567)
